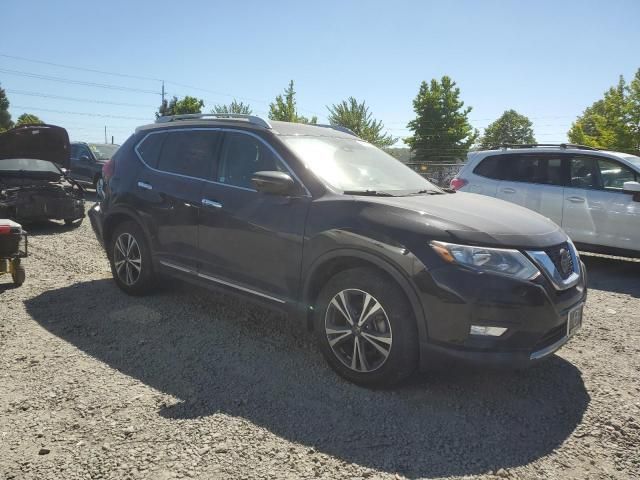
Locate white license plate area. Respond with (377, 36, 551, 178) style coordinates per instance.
(567, 304, 583, 337)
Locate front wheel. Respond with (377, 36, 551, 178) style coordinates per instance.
(314, 267, 419, 387)
(109, 221, 155, 296)
(95, 176, 104, 199)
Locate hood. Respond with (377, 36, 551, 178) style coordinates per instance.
(0, 124, 71, 169)
(363, 192, 567, 249)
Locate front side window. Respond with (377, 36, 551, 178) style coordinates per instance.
(156, 130, 220, 179)
(280, 136, 439, 193)
(597, 158, 637, 190)
(218, 132, 284, 189)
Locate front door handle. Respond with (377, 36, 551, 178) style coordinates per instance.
(201, 198, 222, 209)
(137, 181, 153, 190)
(567, 196, 585, 203)
(501, 187, 516, 194)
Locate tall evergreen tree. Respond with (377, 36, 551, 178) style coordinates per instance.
(327, 97, 396, 147)
(0, 83, 13, 132)
(479, 109, 536, 147)
(405, 76, 478, 162)
(268, 80, 316, 124)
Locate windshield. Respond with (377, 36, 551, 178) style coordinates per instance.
(281, 136, 439, 194)
(88, 143, 119, 161)
(0, 158, 61, 174)
(624, 155, 640, 168)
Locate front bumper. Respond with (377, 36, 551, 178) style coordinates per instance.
(88, 203, 105, 248)
(414, 259, 587, 370)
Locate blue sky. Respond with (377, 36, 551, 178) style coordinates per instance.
(2, 0, 638, 146)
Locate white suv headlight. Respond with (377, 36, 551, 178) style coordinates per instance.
(430, 241, 540, 280)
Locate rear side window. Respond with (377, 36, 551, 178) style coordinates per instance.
(217, 132, 285, 189)
(137, 133, 165, 169)
(156, 130, 221, 179)
(473, 156, 502, 179)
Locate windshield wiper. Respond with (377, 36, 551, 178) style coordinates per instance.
(343, 189, 396, 197)
(404, 189, 444, 196)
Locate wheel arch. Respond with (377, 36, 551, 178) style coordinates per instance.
(102, 208, 151, 259)
(302, 249, 428, 345)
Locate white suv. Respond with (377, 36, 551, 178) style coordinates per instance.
(451, 144, 640, 257)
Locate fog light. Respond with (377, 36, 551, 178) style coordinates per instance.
(470, 325, 507, 336)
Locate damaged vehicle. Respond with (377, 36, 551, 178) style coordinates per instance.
(0, 124, 85, 226)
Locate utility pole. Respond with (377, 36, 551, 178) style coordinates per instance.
(104, 126, 107, 144)
(161, 80, 165, 105)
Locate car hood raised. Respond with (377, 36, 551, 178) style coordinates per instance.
(0, 124, 71, 169)
(363, 191, 567, 249)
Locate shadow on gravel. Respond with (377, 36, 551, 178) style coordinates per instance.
(26, 279, 590, 478)
(582, 254, 640, 297)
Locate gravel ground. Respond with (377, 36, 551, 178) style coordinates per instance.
(1, 202, 639, 480)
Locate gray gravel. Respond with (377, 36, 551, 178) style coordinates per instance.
(1, 202, 639, 480)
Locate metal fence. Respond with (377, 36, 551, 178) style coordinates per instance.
(405, 162, 466, 188)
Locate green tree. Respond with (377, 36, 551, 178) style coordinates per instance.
(15, 113, 44, 126)
(479, 109, 536, 147)
(268, 80, 316, 124)
(568, 72, 639, 153)
(0, 83, 13, 132)
(327, 97, 397, 147)
(405, 76, 478, 162)
(156, 95, 205, 118)
(212, 99, 253, 115)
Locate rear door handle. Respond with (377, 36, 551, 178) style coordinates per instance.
(567, 196, 585, 203)
(501, 187, 516, 194)
(201, 198, 222, 209)
(137, 181, 153, 190)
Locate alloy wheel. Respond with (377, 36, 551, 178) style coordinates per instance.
(324, 289, 393, 373)
(113, 232, 142, 286)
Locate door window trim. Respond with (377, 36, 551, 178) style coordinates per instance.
(134, 127, 311, 196)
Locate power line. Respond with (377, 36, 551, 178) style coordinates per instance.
(6, 89, 156, 108)
(0, 53, 163, 82)
(0, 68, 161, 95)
(10, 105, 151, 121)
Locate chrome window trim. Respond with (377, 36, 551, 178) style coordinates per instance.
(526, 240, 581, 291)
(159, 260, 285, 304)
(134, 127, 311, 197)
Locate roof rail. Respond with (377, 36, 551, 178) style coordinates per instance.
(496, 143, 599, 151)
(155, 113, 272, 129)
(314, 124, 358, 137)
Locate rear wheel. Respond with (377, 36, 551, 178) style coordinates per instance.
(64, 217, 83, 227)
(314, 267, 419, 387)
(94, 175, 104, 199)
(109, 221, 155, 295)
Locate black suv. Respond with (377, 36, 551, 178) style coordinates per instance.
(89, 114, 587, 386)
(69, 142, 120, 194)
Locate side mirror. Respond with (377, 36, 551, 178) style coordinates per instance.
(622, 181, 640, 193)
(251, 171, 296, 195)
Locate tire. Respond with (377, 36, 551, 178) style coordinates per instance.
(64, 217, 84, 227)
(109, 220, 156, 296)
(11, 261, 25, 287)
(94, 175, 104, 199)
(313, 267, 419, 387)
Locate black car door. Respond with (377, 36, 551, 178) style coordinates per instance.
(134, 129, 221, 272)
(71, 144, 93, 182)
(198, 130, 310, 303)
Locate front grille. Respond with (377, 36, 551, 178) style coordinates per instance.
(544, 242, 574, 280)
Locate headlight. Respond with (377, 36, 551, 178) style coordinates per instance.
(430, 241, 540, 280)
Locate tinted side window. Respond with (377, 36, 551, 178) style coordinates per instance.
(597, 158, 637, 190)
(157, 130, 221, 178)
(70, 144, 80, 159)
(503, 155, 564, 185)
(570, 156, 599, 188)
(137, 133, 166, 169)
(218, 132, 285, 189)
